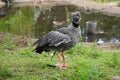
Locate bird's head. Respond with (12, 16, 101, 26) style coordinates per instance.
(71, 11, 81, 24)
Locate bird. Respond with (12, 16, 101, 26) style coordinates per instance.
(33, 11, 81, 70)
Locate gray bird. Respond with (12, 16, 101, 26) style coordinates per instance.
(33, 11, 81, 70)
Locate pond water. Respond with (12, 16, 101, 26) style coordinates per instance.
(0, 3, 120, 42)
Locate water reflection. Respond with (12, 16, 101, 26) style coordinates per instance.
(0, 4, 120, 42)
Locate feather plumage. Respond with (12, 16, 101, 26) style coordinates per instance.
(33, 11, 81, 70)
(34, 11, 81, 53)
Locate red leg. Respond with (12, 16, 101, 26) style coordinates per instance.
(57, 53, 62, 70)
(61, 52, 67, 67)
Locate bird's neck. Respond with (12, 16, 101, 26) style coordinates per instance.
(72, 22, 79, 28)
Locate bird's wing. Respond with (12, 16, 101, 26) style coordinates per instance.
(33, 36, 48, 47)
(46, 31, 71, 47)
(56, 27, 70, 34)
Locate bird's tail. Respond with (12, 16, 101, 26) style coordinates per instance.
(33, 38, 44, 54)
(33, 46, 44, 54)
(33, 37, 50, 54)
(33, 38, 41, 46)
(33, 45, 50, 54)
(33, 41, 50, 54)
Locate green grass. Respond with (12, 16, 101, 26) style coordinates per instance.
(0, 34, 120, 80)
(0, 42, 120, 80)
(0, 33, 16, 50)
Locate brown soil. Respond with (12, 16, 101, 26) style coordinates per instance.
(69, 0, 120, 17)
(1, 0, 120, 16)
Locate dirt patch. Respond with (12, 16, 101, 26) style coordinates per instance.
(68, 0, 120, 17)
(17, 0, 120, 16)
(1, 0, 119, 16)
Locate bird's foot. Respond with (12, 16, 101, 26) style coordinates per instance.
(57, 63, 63, 70)
(58, 64, 68, 70)
(63, 63, 69, 67)
(58, 65, 63, 70)
(59, 65, 68, 70)
(62, 65, 68, 70)
(59, 66, 67, 70)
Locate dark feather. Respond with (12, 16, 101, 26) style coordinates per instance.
(34, 44, 49, 53)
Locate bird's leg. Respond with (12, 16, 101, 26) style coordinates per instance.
(57, 53, 62, 70)
(62, 52, 67, 67)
